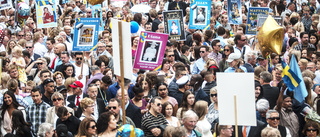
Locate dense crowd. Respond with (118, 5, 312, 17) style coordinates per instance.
(1, 0, 320, 136)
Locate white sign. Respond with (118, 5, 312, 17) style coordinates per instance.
(111, 19, 133, 80)
(217, 73, 256, 126)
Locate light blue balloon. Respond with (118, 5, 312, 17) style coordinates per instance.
(130, 21, 139, 33)
(18, 2, 30, 17)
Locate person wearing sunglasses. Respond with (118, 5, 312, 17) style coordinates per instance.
(108, 98, 136, 127)
(302, 121, 319, 137)
(73, 52, 89, 86)
(266, 110, 291, 137)
(142, 96, 168, 137)
(206, 87, 219, 131)
(76, 118, 97, 137)
(219, 45, 234, 72)
(46, 92, 74, 127)
(233, 34, 252, 59)
(192, 46, 210, 74)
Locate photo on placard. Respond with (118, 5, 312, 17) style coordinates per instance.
(78, 25, 95, 46)
(140, 40, 162, 63)
(168, 19, 180, 35)
(193, 6, 206, 25)
(0, 0, 12, 10)
(41, 5, 55, 24)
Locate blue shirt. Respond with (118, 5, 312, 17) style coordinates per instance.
(224, 66, 247, 73)
(108, 82, 134, 99)
(192, 58, 205, 74)
(214, 36, 226, 48)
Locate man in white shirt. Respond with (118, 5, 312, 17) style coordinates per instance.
(233, 34, 252, 58)
(72, 52, 89, 87)
(44, 37, 56, 67)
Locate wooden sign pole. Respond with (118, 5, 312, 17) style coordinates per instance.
(234, 95, 238, 137)
(118, 21, 126, 124)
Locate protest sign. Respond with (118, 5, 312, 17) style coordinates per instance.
(36, 0, 58, 28)
(72, 18, 100, 51)
(246, 7, 269, 35)
(163, 10, 186, 41)
(133, 31, 169, 70)
(189, 0, 211, 30)
(92, 4, 104, 31)
(227, 0, 242, 25)
(111, 0, 126, 7)
(0, 0, 12, 10)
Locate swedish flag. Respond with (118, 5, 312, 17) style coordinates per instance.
(281, 60, 301, 91)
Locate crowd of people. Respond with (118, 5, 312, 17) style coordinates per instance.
(1, 0, 320, 136)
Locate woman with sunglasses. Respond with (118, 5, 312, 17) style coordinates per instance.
(75, 117, 97, 137)
(218, 45, 234, 72)
(303, 121, 319, 137)
(156, 82, 178, 116)
(206, 87, 219, 133)
(45, 92, 74, 127)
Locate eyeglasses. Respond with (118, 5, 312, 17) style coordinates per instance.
(88, 83, 97, 87)
(156, 103, 162, 106)
(224, 49, 230, 52)
(307, 129, 318, 132)
(180, 73, 187, 76)
(26, 46, 33, 49)
(159, 88, 167, 91)
(76, 1, 80, 3)
(18, 35, 24, 37)
(76, 57, 83, 60)
(210, 94, 217, 97)
(216, 45, 222, 47)
(38, 63, 43, 65)
(89, 125, 96, 129)
(243, 19, 247, 21)
(240, 39, 247, 41)
(53, 98, 63, 102)
(168, 54, 174, 57)
(159, 17, 163, 19)
(200, 51, 206, 53)
(87, 12, 92, 14)
(31, 22, 34, 24)
(108, 106, 117, 110)
(268, 117, 280, 120)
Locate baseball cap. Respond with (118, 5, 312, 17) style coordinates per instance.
(226, 53, 241, 62)
(69, 81, 83, 88)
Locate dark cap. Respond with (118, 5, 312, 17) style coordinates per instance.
(43, 79, 54, 86)
(257, 55, 265, 60)
(56, 124, 70, 137)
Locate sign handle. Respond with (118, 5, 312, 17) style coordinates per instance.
(234, 95, 238, 137)
(118, 21, 126, 125)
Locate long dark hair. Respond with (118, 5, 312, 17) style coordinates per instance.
(179, 91, 194, 120)
(1, 91, 20, 121)
(62, 63, 76, 78)
(96, 111, 117, 134)
(12, 109, 30, 135)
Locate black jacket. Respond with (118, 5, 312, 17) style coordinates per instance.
(56, 113, 81, 135)
(262, 84, 279, 109)
(232, 120, 267, 137)
(126, 102, 142, 128)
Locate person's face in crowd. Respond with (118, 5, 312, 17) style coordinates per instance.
(26, 86, 32, 93)
(106, 70, 113, 80)
(248, 55, 256, 65)
(61, 54, 70, 64)
(150, 1, 157, 8)
(272, 55, 279, 64)
(229, 59, 239, 68)
(99, 62, 106, 72)
(145, 24, 152, 31)
(158, 85, 168, 98)
(64, 19, 71, 26)
(134, 92, 144, 101)
(165, 104, 173, 117)
(303, 9, 310, 18)
(41, 72, 50, 82)
(158, 14, 163, 22)
(88, 86, 98, 100)
(4, 93, 13, 106)
(31, 91, 42, 105)
(87, 122, 97, 136)
(241, 6, 245, 13)
(85, 103, 95, 114)
(258, 59, 266, 67)
(28, 20, 35, 29)
(302, 34, 309, 45)
(255, 86, 261, 99)
(102, 12, 107, 20)
(9, 68, 19, 79)
(9, 41, 16, 49)
(211, 92, 217, 103)
(55, 74, 63, 85)
(213, 42, 221, 52)
(97, 43, 107, 54)
(282, 97, 292, 110)
(220, 125, 234, 136)
(117, 89, 129, 104)
(298, 61, 306, 72)
(183, 117, 197, 132)
(60, 32, 67, 40)
(310, 35, 317, 44)
(200, 47, 208, 58)
(163, 61, 170, 70)
(108, 101, 120, 114)
(301, 49, 307, 58)
(141, 80, 149, 90)
(80, 4, 86, 11)
(75, 55, 83, 65)
(25, 33, 32, 41)
(54, 44, 61, 55)
(75, 0, 80, 7)
(166, 51, 175, 62)
(187, 94, 195, 106)
(306, 126, 318, 137)
(133, 37, 139, 46)
(157, 25, 164, 33)
(45, 82, 55, 94)
(64, 27, 71, 36)
(3, 36, 9, 46)
(57, 37, 64, 43)
(307, 62, 316, 73)
(287, 28, 293, 38)
(86, 9, 92, 17)
(224, 46, 231, 56)
(108, 115, 118, 130)
(65, 66, 73, 77)
(107, 12, 113, 18)
(317, 61, 320, 70)
(73, 87, 82, 96)
(17, 32, 25, 39)
(267, 112, 280, 128)
(237, 35, 246, 47)
(9, 17, 15, 26)
(106, 43, 113, 54)
(53, 96, 63, 107)
(152, 98, 162, 114)
(275, 69, 282, 81)
(46, 41, 54, 51)
(122, 7, 128, 15)
(217, 6, 222, 11)
(46, 128, 55, 137)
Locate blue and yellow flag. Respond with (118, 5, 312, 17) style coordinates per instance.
(289, 54, 308, 103)
(281, 60, 301, 91)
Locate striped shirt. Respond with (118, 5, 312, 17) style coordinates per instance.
(142, 111, 168, 137)
(26, 101, 50, 134)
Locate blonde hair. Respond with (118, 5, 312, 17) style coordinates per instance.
(194, 100, 208, 120)
(26, 80, 36, 88)
(33, 32, 44, 42)
(80, 97, 94, 111)
(6, 40, 17, 55)
(261, 127, 281, 137)
(51, 92, 64, 101)
(64, 77, 77, 91)
(12, 46, 23, 57)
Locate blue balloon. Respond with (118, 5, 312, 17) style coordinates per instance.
(18, 2, 30, 17)
(130, 21, 139, 33)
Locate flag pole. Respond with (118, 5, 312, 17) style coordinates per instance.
(118, 21, 126, 125)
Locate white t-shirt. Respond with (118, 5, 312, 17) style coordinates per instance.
(73, 63, 89, 87)
(33, 42, 48, 57)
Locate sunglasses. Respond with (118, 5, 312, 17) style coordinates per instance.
(76, 1, 80, 3)
(216, 45, 222, 47)
(159, 88, 166, 91)
(156, 103, 162, 106)
(268, 117, 280, 120)
(210, 94, 217, 97)
(87, 12, 92, 14)
(18, 35, 24, 37)
(200, 51, 206, 53)
(76, 57, 83, 60)
(224, 49, 230, 52)
(168, 54, 174, 57)
(53, 98, 62, 102)
(38, 63, 43, 65)
(307, 129, 318, 132)
(108, 106, 117, 110)
(240, 39, 246, 41)
(89, 125, 96, 129)
(26, 46, 33, 49)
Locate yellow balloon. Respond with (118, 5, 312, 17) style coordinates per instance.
(110, 23, 112, 29)
(87, 0, 103, 5)
(257, 15, 284, 58)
